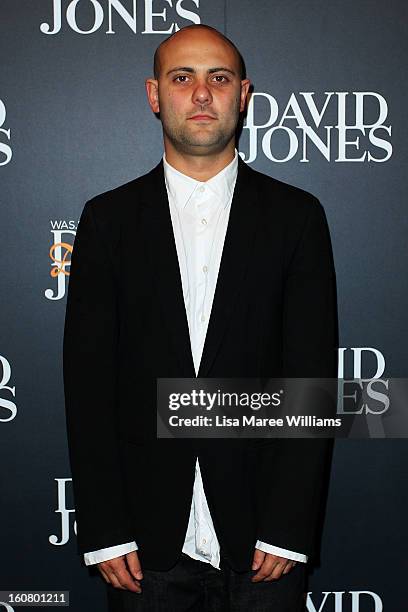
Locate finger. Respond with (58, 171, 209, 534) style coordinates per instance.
(113, 566, 142, 593)
(126, 551, 143, 581)
(251, 557, 280, 582)
(99, 557, 140, 592)
(108, 573, 127, 590)
(100, 556, 127, 574)
(264, 561, 287, 581)
(282, 561, 296, 575)
(98, 567, 111, 584)
(251, 548, 265, 571)
(98, 557, 127, 583)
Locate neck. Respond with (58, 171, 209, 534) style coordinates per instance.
(163, 141, 236, 182)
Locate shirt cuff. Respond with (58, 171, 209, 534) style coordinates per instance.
(255, 540, 308, 563)
(83, 541, 138, 566)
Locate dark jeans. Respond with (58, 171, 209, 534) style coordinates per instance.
(106, 552, 306, 612)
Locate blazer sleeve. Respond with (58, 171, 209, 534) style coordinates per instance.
(63, 200, 134, 555)
(255, 197, 338, 561)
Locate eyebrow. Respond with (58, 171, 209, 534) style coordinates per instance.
(166, 66, 236, 77)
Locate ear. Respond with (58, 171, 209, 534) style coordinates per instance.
(145, 78, 160, 114)
(239, 79, 251, 113)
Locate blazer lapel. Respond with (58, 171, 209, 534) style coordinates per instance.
(144, 155, 261, 378)
(197, 156, 261, 377)
(144, 159, 196, 377)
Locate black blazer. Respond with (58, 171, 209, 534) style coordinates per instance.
(63, 155, 338, 572)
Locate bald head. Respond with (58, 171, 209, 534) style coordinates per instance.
(153, 24, 245, 81)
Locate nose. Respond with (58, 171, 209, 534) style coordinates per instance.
(192, 80, 213, 108)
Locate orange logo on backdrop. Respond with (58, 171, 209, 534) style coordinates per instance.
(49, 242, 72, 277)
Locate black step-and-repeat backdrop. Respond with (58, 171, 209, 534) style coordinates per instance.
(1, 1, 407, 610)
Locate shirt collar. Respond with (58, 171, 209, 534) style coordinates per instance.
(162, 148, 238, 210)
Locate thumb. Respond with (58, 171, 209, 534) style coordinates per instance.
(126, 550, 143, 580)
(252, 548, 265, 570)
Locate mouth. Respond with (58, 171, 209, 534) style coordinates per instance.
(188, 114, 217, 121)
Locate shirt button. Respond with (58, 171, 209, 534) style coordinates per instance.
(198, 185, 205, 193)
(202, 538, 207, 544)
(201, 218, 207, 225)
(203, 265, 208, 273)
(201, 314, 206, 322)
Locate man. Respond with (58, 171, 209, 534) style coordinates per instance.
(63, 24, 338, 611)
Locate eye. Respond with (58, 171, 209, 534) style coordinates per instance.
(173, 75, 190, 83)
(212, 75, 229, 83)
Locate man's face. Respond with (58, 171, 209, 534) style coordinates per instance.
(146, 29, 250, 156)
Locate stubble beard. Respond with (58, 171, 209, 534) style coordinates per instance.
(161, 101, 240, 156)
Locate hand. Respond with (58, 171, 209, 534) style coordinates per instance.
(251, 549, 297, 582)
(97, 550, 143, 593)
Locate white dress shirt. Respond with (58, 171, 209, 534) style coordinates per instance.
(83, 149, 308, 568)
